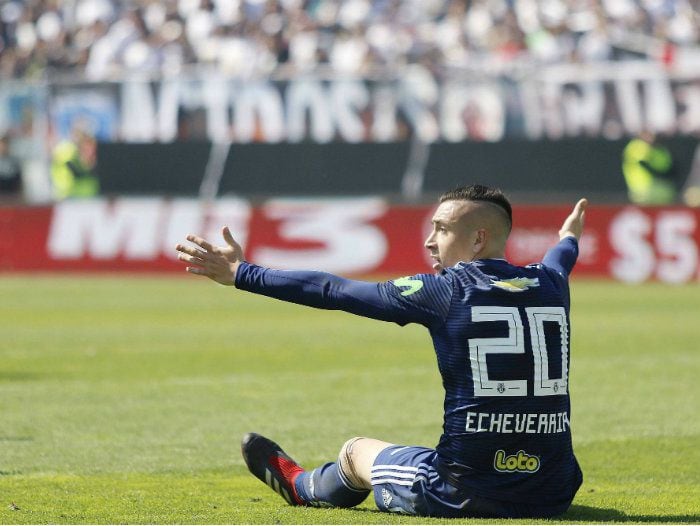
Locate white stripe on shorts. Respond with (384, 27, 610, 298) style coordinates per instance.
(372, 464, 418, 473)
(371, 471, 415, 481)
(370, 477, 415, 486)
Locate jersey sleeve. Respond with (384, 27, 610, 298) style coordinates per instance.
(376, 272, 453, 326)
(234, 262, 453, 327)
(541, 236, 579, 278)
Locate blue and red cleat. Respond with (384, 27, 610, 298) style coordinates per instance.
(241, 432, 306, 506)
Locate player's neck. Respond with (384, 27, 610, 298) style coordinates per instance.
(470, 247, 506, 261)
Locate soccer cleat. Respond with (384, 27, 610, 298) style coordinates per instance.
(241, 432, 306, 506)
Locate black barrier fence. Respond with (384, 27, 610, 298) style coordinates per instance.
(96, 137, 700, 201)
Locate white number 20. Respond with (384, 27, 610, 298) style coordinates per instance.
(469, 306, 569, 397)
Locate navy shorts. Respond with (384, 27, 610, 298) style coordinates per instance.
(370, 445, 570, 519)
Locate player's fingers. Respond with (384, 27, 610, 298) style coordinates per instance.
(222, 226, 237, 247)
(178, 253, 205, 265)
(573, 198, 588, 218)
(185, 266, 209, 276)
(176, 244, 206, 258)
(186, 234, 215, 252)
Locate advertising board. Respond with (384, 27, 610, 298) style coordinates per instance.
(1, 199, 697, 283)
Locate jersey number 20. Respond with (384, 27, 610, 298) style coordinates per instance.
(469, 306, 568, 397)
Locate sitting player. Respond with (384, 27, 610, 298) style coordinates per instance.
(176, 185, 587, 518)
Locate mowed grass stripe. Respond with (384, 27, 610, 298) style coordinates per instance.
(0, 276, 698, 524)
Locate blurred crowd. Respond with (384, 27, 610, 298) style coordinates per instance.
(1, 0, 699, 80)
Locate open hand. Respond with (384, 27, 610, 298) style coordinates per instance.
(176, 226, 244, 286)
(559, 199, 588, 241)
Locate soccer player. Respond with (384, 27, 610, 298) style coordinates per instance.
(176, 185, 587, 519)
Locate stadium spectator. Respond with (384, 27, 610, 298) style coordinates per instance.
(622, 130, 676, 205)
(681, 138, 700, 207)
(51, 126, 99, 199)
(176, 185, 587, 519)
(0, 134, 23, 203)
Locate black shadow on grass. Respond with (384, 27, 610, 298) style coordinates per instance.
(563, 505, 627, 521)
(565, 505, 700, 523)
(309, 506, 700, 523)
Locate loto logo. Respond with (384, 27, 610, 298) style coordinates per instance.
(494, 449, 540, 473)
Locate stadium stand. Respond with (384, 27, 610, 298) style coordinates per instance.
(1, 0, 699, 80)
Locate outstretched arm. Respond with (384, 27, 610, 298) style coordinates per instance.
(176, 228, 451, 327)
(542, 198, 588, 277)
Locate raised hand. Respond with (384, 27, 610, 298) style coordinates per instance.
(558, 199, 588, 241)
(176, 226, 244, 286)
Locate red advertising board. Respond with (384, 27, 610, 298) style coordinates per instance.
(1, 198, 699, 282)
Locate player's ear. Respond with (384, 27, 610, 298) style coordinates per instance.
(472, 228, 487, 255)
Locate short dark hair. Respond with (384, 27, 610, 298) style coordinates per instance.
(439, 184, 512, 230)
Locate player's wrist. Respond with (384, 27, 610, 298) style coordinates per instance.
(231, 260, 246, 287)
(559, 229, 581, 241)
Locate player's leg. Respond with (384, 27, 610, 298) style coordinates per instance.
(336, 436, 393, 490)
(293, 437, 391, 507)
(241, 432, 392, 508)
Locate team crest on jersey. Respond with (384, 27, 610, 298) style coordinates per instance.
(491, 277, 540, 292)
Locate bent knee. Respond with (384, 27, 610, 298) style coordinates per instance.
(338, 437, 394, 490)
(339, 437, 367, 460)
(338, 437, 371, 490)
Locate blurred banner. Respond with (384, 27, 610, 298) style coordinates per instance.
(40, 65, 700, 143)
(3, 66, 700, 204)
(2, 62, 700, 145)
(1, 199, 698, 283)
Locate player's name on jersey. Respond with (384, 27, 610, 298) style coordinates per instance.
(465, 411, 570, 434)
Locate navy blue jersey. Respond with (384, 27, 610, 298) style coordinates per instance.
(235, 237, 582, 506)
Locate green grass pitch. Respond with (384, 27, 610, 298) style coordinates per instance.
(0, 275, 698, 524)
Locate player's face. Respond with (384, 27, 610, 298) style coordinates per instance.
(425, 200, 479, 272)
